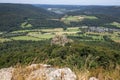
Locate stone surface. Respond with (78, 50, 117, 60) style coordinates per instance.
(26, 66, 76, 80)
(89, 77, 99, 80)
(0, 67, 13, 80)
(0, 64, 77, 80)
(47, 68, 76, 80)
(51, 35, 73, 46)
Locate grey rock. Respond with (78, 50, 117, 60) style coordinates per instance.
(0, 64, 76, 80)
(47, 68, 76, 80)
(89, 77, 99, 80)
(27, 67, 76, 80)
(51, 35, 73, 46)
(0, 67, 14, 80)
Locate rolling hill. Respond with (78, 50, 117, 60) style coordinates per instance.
(34, 5, 120, 28)
(65, 6, 120, 28)
(0, 3, 62, 31)
(0, 4, 120, 32)
(34, 5, 120, 18)
(66, 6, 120, 18)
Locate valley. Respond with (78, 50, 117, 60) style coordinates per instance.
(0, 3, 120, 80)
(0, 27, 120, 43)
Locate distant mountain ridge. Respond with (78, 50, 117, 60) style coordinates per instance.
(34, 4, 120, 18)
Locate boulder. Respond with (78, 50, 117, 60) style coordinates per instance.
(89, 77, 99, 80)
(51, 35, 73, 46)
(47, 68, 76, 80)
(26, 65, 76, 80)
(0, 67, 14, 80)
(0, 64, 77, 80)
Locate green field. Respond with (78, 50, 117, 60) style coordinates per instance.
(61, 15, 98, 24)
(110, 22, 120, 28)
(11, 30, 34, 33)
(21, 22, 32, 28)
(27, 32, 55, 39)
(0, 38, 11, 42)
(0, 32, 3, 35)
(11, 36, 41, 41)
(0, 27, 120, 43)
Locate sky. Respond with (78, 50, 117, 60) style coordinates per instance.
(0, 0, 120, 5)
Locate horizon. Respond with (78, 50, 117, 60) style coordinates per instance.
(0, 0, 120, 6)
(0, 3, 120, 6)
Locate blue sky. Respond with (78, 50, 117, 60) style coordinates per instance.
(0, 0, 120, 5)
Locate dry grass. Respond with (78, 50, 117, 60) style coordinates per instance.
(11, 63, 120, 80)
(76, 70, 89, 80)
(12, 64, 47, 80)
(75, 66, 120, 80)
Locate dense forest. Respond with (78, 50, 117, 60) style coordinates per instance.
(0, 3, 65, 31)
(0, 39, 120, 70)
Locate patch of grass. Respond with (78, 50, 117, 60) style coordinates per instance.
(41, 28, 63, 32)
(110, 22, 120, 28)
(21, 22, 32, 28)
(0, 37, 11, 42)
(61, 16, 83, 24)
(82, 15, 98, 20)
(11, 30, 33, 33)
(12, 64, 47, 80)
(111, 36, 120, 43)
(12, 63, 120, 80)
(27, 32, 55, 39)
(0, 32, 3, 35)
(11, 36, 41, 41)
(61, 15, 98, 24)
(66, 27, 79, 32)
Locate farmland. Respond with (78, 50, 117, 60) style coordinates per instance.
(61, 15, 98, 24)
(0, 27, 120, 43)
(0, 11, 119, 43)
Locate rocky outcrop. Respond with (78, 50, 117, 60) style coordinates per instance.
(0, 64, 77, 80)
(27, 67, 76, 80)
(0, 67, 14, 80)
(89, 77, 99, 80)
(51, 35, 73, 46)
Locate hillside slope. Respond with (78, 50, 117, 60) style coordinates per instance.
(67, 6, 120, 18)
(34, 5, 120, 17)
(64, 6, 120, 28)
(0, 3, 61, 31)
(34, 5, 120, 28)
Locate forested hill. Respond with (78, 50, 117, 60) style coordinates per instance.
(0, 3, 61, 31)
(66, 6, 120, 18)
(35, 5, 120, 29)
(34, 5, 120, 18)
(0, 4, 120, 32)
(0, 3, 58, 18)
(64, 6, 120, 28)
